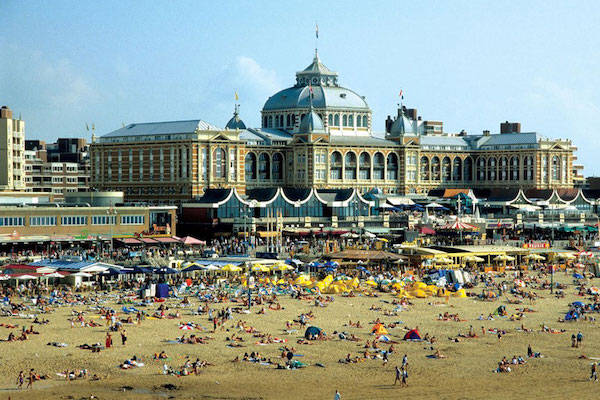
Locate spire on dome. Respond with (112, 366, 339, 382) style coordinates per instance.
(225, 103, 246, 130)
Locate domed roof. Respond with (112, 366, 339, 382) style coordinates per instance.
(225, 105, 246, 130)
(263, 85, 369, 111)
(262, 52, 370, 112)
(299, 110, 325, 133)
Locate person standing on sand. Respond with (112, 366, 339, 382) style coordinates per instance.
(16, 370, 24, 389)
(334, 389, 341, 400)
(106, 332, 112, 348)
(591, 362, 598, 382)
(26, 369, 34, 389)
(401, 366, 408, 386)
(121, 329, 127, 346)
(394, 366, 401, 385)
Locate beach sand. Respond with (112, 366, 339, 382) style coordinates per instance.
(0, 272, 598, 399)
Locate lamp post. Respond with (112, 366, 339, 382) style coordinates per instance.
(107, 208, 117, 257)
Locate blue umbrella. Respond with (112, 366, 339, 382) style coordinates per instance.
(156, 267, 179, 274)
(325, 267, 336, 273)
(182, 265, 203, 272)
(324, 261, 339, 268)
(307, 261, 322, 268)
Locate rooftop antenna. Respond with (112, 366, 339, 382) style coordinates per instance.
(234, 91, 240, 116)
(315, 22, 319, 58)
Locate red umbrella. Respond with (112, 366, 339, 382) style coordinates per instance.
(440, 220, 478, 230)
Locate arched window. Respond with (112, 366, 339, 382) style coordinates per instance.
(431, 156, 441, 181)
(452, 158, 462, 181)
(387, 153, 398, 180)
(510, 156, 519, 181)
(213, 148, 226, 179)
(330, 151, 342, 180)
(525, 156, 534, 180)
(344, 152, 357, 180)
(442, 157, 451, 182)
(272, 153, 284, 180)
(463, 157, 473, 181)
(420, 156, 430, 180)
(245, 152, 257, 181)
(373, 152, 385, 180)
(362, 115, 367, 127)
(328, 114, 333, 126)
(499, 156, 508, 181)
(487, 157, 496, 180)
(334, 114, 340, 126)
(356, 115, 362, 127)
(342, 115, 348, 127)
(258, 153, 270, 180)
(552, 155, 560, 181)
(267, 115, 273, 128)
(263, 116, 267, 128)
(349, 115, 354, 127)
(286, 114, 291, 127)
(359, 152, 371, 180)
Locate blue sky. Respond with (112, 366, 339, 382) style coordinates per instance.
(1, 1, 599, 173)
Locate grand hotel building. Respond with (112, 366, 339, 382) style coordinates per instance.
(90, 52, 582, 204)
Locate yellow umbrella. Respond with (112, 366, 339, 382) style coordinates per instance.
(222, 264, 242, 272)
(251, 264, 270, 273)
(433, 257, 453, 264)
(556, 252, 575, 260)
(494, 255, 515, 262)
(273, 263, 293, 271)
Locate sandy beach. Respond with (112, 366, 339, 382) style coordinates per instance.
(0, 271, 598, 400)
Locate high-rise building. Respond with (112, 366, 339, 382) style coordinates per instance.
(0, 106, 26, 192)
(24, 138, 90, 200)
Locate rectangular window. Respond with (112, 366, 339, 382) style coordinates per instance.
(128, 149, 133, 181)
(60, 216, 87, 226)
(0, 217, 25, 227)
(229, 149, 236, 181)
(139, 149, 144, 180)
(170, 147, 175, 180)
(201, 148, 208, 180)
(149, 149, 154, 180)
(92, 215, 117, 225)
(118, 150, 122, 180)
(159, 148, 164, 182)
(120, 215, 145, 225)
(30, 216, 57, 226)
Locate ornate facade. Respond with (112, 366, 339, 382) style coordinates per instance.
(90, 53, 581, 204)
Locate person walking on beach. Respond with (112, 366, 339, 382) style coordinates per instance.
(121, 329, 127, 346)
(16, 370, 24, 389)
(401, 366, 408, 386)
(591, 362, 598, 382)
(394, 366, 401, 385)
(334, 389, 341, 400)
(577, 331, 583, 348)
(26, 369, 35, 389)
(106, 332, 112, 348)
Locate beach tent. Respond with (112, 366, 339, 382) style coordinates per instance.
(372, 323, 388, 335)
(156, 283, 171, 298)
(378, 335, 392, 342)
(403, 329, 422, 341)
(571, 301, 585, 308)
(492, 305, 507, 316)
(304, 326, 324, 340)
(565, 310, 579, 321)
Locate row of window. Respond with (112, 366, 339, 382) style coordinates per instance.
(262, 113, 369, 129)
(0, 215, 146, 227)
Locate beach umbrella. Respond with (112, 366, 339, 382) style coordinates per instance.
(251, 264, 270, 273)
(182, 264, 203, 273)
(201, 264, 220, 271)
(464, 255, 485, 263)
(221, 264, 242, 273)
(524, 254, 545, 261)
(324, 261, 339, 268)
(556, 253, 576, 260)
(307, 261, 322, 268)
(179, 324, 194, 330)
(273, 263, 293, 272)
(433, 257, 453, 264)
(425, 202, 444, 209)
(494, 255, 515, 262)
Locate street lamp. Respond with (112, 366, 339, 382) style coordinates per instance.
(107, 207, 117, 257)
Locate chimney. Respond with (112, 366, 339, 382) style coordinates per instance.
(500, 121, 521, 134)
(483, 130, 490, 136)
(0, 106, 13, 119)
(406, 108, 417, 120)
(385, 115, 393, 133)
